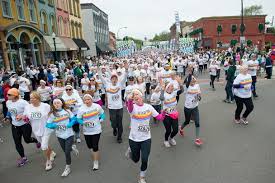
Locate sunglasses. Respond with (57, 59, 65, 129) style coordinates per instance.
(66, 89, 72, 91)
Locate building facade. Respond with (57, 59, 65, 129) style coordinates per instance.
(0, 0, 46, 71)
(191, 15, 268, 49)
(170, 21, 193, 39)
(81, 3, 110, 57)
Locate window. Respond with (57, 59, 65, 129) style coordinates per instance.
(58, 16, 63, 36)
(29, 0, 36, 22)
(48, 0, 54, 5)
(50, 15, 56, 34)
(16, 0, 25, 20)
(41, 11, 48, 33)
(1, 0, 12, 17)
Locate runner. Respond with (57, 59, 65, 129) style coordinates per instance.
(5, 88, 39, 167)
(179, 76, 203, 146)
(77, 94, 105, 171)
(246, 54, 259, 98)
(37, 80, 52, 104)
(23, 91, 56, 171)
(46, 98, 79, 177)
(125, 89, 164, 183)
(233, 65, 254, 124)
(160, 76, 182, 148)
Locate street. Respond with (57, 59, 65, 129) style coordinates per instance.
(1, 76, 275, 183)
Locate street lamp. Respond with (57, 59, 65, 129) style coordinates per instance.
(52, 32, 57, 62)
(117, 27, 127, 40)
(240, 0, 244, 56)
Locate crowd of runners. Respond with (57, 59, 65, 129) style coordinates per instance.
(0, 47, 274, 183)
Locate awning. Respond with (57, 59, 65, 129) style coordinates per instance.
(60, 37, 78, 51)
(96, 43, 111, 52)
(43, 36, 67, 52)
(73, 38, 89, 51)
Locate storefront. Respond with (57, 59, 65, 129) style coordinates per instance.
(73, 38, 90, 59)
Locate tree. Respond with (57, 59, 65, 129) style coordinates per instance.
(217, 25, 222, 34)
(231, 24, 237, 34)
(244, 5, 263, 16)
(151, 31, 171, 41)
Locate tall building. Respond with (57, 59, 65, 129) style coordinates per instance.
(81, 3, 111, 56)
(0, 0, 45, 71)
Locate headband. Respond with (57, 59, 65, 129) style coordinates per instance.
(83, 94, 93, 100)
(53, 98, 62, 104)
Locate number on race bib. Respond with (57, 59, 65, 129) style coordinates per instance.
(57, 125, 67, 131)
(85, 121, 95, 128)
(138, 125, 150, 133)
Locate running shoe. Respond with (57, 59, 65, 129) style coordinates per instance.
(113, 128, 117, 136)
(138, 178, 147, 183)
(93, 161, 99, 171)
(76, 138, 81, 143)
(234, 119, 241, 124)
(179, 128, 184, 136)
(241, 118, 249, 125)
(36, 142, 41, 149)
(223, 99, 230, 103)
(117, 138, 122, 144)
(45, 160, 52, 171)
(17, 157, 28, 167)
(125, 147, 132, 159)
(61, 166, 71, 177)
(169, 138, 177, 146)
(195, 138, 203, 146)
(50, 151, 56, 161)
(72, 145, 79, 156)
(164, 141, 171, 148)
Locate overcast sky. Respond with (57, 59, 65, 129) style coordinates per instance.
(80, 0, 274, 40)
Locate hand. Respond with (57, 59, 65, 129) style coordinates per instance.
(16, 114, 24, 121)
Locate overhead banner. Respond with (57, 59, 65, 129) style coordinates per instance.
(116, 40, 137, 57)
(179, 38, 195, 54)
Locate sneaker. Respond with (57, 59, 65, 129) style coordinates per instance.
(164, 141, 171, 148)
(169, 138, 177, 146)
(241, 118, 249, 125)
(36, 142, 41, 149)
(93, 161, 99, 171)
(223, 99, 230, 103)
(253, 94, 258, 98)
(138, 178, 147, 183)
(50, 151, 56, 161)
(113, 128, 117, 136)
(17, 157, 28, 167)
(179, 128, 184, 136)
(230, 100, 235, 104)
(76, 138, 81, 143)
(72, 145, 79, 156)
(125, 147, 132, 159)
(61, 166, 71, 177)
(195, 138, 203, 146)
(117, 138, 122, 144)
(234, 119, 241, 124)
(45, 160, 53, 171)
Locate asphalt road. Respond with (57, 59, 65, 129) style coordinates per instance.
(0, 74, 275, 183)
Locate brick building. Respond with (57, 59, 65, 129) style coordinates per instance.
(190, 15, 273, 50)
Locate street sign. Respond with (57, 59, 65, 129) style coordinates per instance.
(240, 36, 246, 44)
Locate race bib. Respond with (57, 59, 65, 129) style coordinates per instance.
(111, 94, 120, 101)
(84, 121, 95, 128)
(57, 125, 67, 131)
(166, 107, 176, 114)
(31, 112, 42, 120)
(138, 124, 150, 133)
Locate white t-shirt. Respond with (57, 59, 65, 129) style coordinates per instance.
(23, 103, 51, 137)
(90, 85, 101, 102)
(62, 92, 83, 115)
(209, 64, 218, 76)
(150, 92, 161, 105)
(7, 99, 29, 126)
(105, 82, 123, 109)
(47, 109, 74, 139)
(37, 86, 52, 102)
(160, 70, 172, 83)
(53, 87, 65, 98)
(246, 60, 259, 76)
(81, 78, 90, 91)
(163, 91, 178, 114)
(125, 84, 138, 100)
(77, 103, 104, 135)
(18, 77, 30, 92)
(184, 84, 201, 109)
(233, 73, 252, 98)
(129, 103, 159, 142)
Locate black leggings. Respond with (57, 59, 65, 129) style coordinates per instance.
(251, 76, 257, 96)
(199, 65, 203, 74)
(210, 75, 216, 89)
(182, 106, 200, 128)
(145, 83, 151, 95)
(129, 139, 151, 171)
(84, 134, 101, 152)
(57, 136, 74, 165)
(234, 96, 254, 120)
(163, 116, 178, 141)
(109, 108, 123, 140)
(12, 124, 38, 158)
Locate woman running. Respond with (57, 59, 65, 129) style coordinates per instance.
(77, 94, 105, 171)
(233, 65, 254, 124)
(46, 98, 79, 177)
(5, 88, 39, 167)
(125, 89, 164, 183)
(23, 91, 56, 170)
(179, 76, 203, 146)
(160, 76, 183, 148)
(37, 80, 52, 104)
